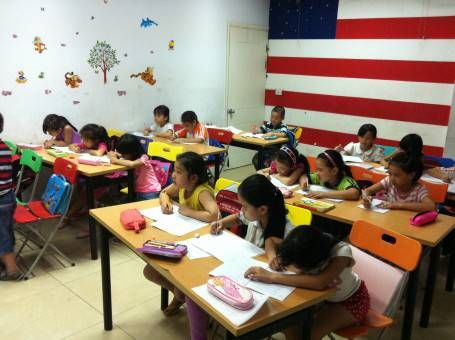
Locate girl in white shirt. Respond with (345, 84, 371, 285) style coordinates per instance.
(336, 123, 384, 162)
(245, 226, 370, 340)
(143, 105, 174, 138)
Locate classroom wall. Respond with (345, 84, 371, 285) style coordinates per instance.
(0, 0, 269, 143)
(265, 0, 455, 158)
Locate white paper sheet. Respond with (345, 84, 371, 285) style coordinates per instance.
(51, 146, 90, 156)
(192, 284, 269, 326)
(210, 259, 295, 301)
(448, 182, 455, 194)
(131, 131, 152, 138)
(241, 132, 265, 139)
(358, 198, 389, 214)
(270, 176, 300, 190)
(347, 162, 374, 169)
(78, 154, 111, 164)
(297, 185, 344, 203)
(373, 166, 388, 173)
(192, 232, 264, 262)
(342, 155, 363, 163)
(179, 238, 211, 260)
(420, 173, 445, 184)
(17, 143, 42, 150)
(140, 205, 207, 236)
(226, 126, 242, 134)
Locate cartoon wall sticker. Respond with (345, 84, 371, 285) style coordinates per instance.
(140, 18, 158, 28)
(44, 89, 52, 95)
(91, 16, 95, 20)
(2, 91, 12, 96)
(117, 90, 126, 96)
(12, 34, 18, 39)
(113, 75, 118, 82)
(150, 50, 154, 54)
(40, 7, 45, 11)
(88, 40, 120, 84)
(168, 40, 175, 50)
(64, 72, 82, 88)
(16, 71, 27, 84)
(38, 72, 44, 79)
(124, 53, 128, 57)
(130, 67, 156, 86)
(73, 100, 80, 104)
(60, 43, 66, 47)
(75, 32, 79, 35)
(33, 36, 47, 53)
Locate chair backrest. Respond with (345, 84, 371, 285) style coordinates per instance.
(294, 127, 303, 140)
(377, 144, 396, 157)
(4, 140, 18, 155)
(215, 178, 240, 192)
(349, 220, 422, 315)
(20, 149, 42, 174)
(350, 166, 386, 184)
(207, 128, 233, 145)
(54, 158, 78, 184)
(285, 204, 312, 226)
(307, 156, 317, 171)
(419, 180, 448, 203)
(173, 123, 184, 132)
(147, 141, 184, 162)
(107, 128, 126, 138)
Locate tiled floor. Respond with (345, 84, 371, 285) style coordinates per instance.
(1, 165, 454, 340)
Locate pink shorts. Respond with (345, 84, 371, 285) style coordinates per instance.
(340, 280, 370, 322)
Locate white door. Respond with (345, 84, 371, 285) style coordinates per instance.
(225, 25, 268, 168)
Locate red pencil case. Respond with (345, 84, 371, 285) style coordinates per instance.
(410, 211, 438, 226)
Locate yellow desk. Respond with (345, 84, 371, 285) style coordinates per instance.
(90, 200, 333, 338)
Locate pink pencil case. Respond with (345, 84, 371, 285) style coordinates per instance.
(207, 276, 254, 310)
(137, 240, 187, 258)
(410, 211, 438, 226)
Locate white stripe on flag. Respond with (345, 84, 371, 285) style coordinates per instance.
(267, 39, 455, 62)
(264, 105, 448, 147)
(337, 0, 455, 19)
(265, 73, 453, 106)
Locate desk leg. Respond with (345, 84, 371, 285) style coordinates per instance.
(86, 177, 98, 260)
(402, 262, 420, 340)
(214, 154, 221, 181)
(127, 169, 135, 202)
(420, 245, 441, 327)
(160, 288, 169, 311)
(302, 307, 313, 340)
(100, 226, 113, 331)
(257, 150, 264, 170)
(446, 231, 454, 292)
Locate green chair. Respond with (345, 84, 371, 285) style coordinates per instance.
(15, 149, 43, 205)
(4, 140, 18, 155)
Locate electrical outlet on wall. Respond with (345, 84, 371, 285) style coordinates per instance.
(275, 88, 282, 95)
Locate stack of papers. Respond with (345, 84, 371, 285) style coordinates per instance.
(357, 198, 389, 214)
(241, 132, 264, 139)
(78, 154, 111, 164)
(373, 166, 388, 173)
(140, 205, 207, 236)
(210, 258, 295, 301)
(270, 176, 299, 190)
(342, 155, 363, 163)
(420, 173, 445, 183)
(178, 238, 211, 260)
(348, 162, 374, 170)
(297, 185, 343, 203)
(51, 146, 89, 156)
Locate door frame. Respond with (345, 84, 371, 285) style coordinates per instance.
(224, 23, 268, 126)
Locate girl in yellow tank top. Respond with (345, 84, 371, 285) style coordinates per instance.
(144, 152, 219, 316)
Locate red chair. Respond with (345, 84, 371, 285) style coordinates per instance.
(307, 156, 317, 172)
(14, 158, 78, 279)
(419, 180, 448, 203)
(207, 127, 234, 174)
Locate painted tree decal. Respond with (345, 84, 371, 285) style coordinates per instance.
(87, 40, 120, 84)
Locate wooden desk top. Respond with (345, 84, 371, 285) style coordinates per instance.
(152, 137, 226, 156)
(232, 134, 289, 147)
(287, 192, 455, 247)
(37, 149, 130, 177)
(90, 200, 333, 336)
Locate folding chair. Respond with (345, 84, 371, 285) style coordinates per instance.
(307, 156, 317, 172)
(107, 128, 126, 138)
(13, 158, 78, 279)
(419, 180, 448, 204)
(148, 141, 184, 162)
(330, 220, 422, 339)
(15, 149, 43, 205)
(214, 177, 240, 193)
(207, 127, 233, 173)
(285, 204, 312, 226)
(350, 166, 386, 189)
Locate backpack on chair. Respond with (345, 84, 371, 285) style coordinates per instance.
(42, 174, 71, 215)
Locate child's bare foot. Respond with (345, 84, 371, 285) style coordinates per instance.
(163, 296, 184, 316)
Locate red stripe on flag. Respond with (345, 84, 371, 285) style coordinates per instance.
(299, 127, 443, 156)
(336, 16, 455, 39)
(267, 57, 455, 84)
(265, 90, 450, 126)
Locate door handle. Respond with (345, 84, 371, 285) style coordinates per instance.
(227, 108, 235, 118)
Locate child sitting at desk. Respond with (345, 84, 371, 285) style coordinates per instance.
(69, 124, 109, 156)
(258, 145, 310, 187)
(380, 133, 423, 168)
(335, 123, 384, 162)
(143, 104, 174, 139)
(42, 114, 81, 148)
(144, 152, 219, 316)
(245, 226, 370, 340)
(363, 152, 435, 212)
(172, 111, 209, 144)
(186, 174, 290, 340)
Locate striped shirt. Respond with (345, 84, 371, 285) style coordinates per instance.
(380, 176, 429, 203)
(0, 139, 13, 196)
(176, 122, 209, 144)
(260, 121, 289, 135)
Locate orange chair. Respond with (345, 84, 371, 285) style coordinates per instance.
(419, 180, 448, 203)
(307, 156, 317, 172)
(333, 220, 422, 339)
(350, 166, 386, 184)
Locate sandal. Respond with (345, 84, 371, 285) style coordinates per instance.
(163, 297, 184, 317)
(0, 270, 23, 281)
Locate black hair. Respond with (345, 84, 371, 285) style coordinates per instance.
(238, 174, 287, 238)
(0, 113, 3, 133)
(153, 105, 170, 123)
(399, 134, 423, 158)
(42, 114, 78, 134)
(278, 226, 338, 271)
(176, 151, 208, 185)
(181, 111, 198, 124)
(116, 134, 145, 160)
(317, 149, 353, 182)
(275, 146, 310, 175)
(272, 105, 285, 119)
(358, 124, 377, 138)
(79, 124, 110, 149)
(389, 151, 424, 182)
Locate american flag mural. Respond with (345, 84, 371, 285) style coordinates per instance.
(265, 0, 455, 156)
